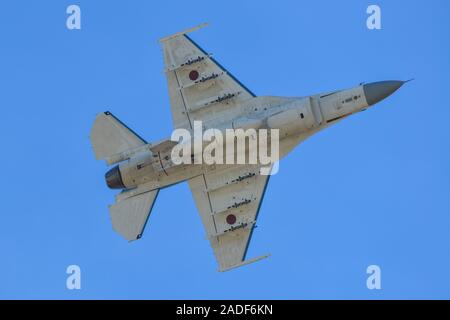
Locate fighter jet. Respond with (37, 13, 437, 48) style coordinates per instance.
(90, 23, 407, 272)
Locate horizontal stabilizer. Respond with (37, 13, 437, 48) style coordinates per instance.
(90, 112, 147, 164)
(109, 189, 159, 241)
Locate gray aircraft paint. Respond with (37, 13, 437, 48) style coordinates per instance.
(90, 24, 407, 272)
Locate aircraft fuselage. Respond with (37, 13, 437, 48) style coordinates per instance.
(105, 81, 405, 193)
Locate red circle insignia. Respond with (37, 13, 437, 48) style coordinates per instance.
(226, 214, 237, 225)
(189, 70, 199, 81)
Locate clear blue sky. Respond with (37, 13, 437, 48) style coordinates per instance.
(0, 0, 449, 299)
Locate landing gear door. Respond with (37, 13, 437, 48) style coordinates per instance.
(310, 97, 323, 125)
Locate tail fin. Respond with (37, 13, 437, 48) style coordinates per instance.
(90, 111, 146, 164)
(109, 189, 159, 241)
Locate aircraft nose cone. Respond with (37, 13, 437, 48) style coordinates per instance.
(363, 80, 405, 106)
(105, 165, 125, 189)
